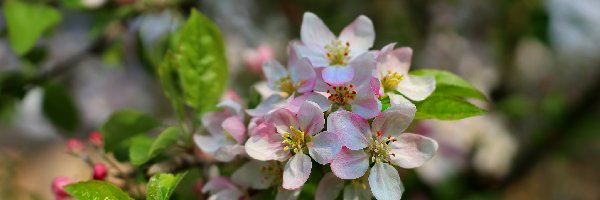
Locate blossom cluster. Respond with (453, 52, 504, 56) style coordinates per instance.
(194, 12, 439, 200)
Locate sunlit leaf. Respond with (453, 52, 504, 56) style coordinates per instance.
(415, 96, 486, 120)
(147, 172, 188, 200)
(3, 1, 62, 55)
(410, 69, 487, 100)
(64, 180, 133, 200)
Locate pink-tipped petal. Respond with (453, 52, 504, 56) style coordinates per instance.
(213, 144, 245, 162)
(389, 133, 438, 168)
(245, 134, 289, 161)
(397, 75, 436, 101)
(285, 92, 331, 113)
(202, 111, 230, 136)
(315, 173, 344, 200)
(266, 108, 298, 134)
(202, 176, 237, 193)
(350, 96, 381, 119)
(375, 43, 397, 59)
(222, 116, 246, 144)
(294, 43, 330, 67)
(330, 148, 369, 179)
(349, 52, 377, 86)
(232, 160, 274, 189)
(283, 153, 312, 190)
(301, 12, 335, 48)
(379, 47, 413, 75)
(263, 60, 289, 90)
(368, 163, 403, 200)
(217, 100, 244, 118)
(339, 15, 375, 57)
(308, 131, 342, 164)
(327, 110, 370, 150)
(322, 66, 354, 86)
(371, 102, 416, 137)
(291, 58, 317, 93)
(297, 101, 325, 136)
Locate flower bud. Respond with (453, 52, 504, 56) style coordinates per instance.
(88, 131, 103, 146)
(92, 163, 108, 180)
(66, 139, 84, 153)
(243, 44, 274, 74)
(51, 176, 72, 198)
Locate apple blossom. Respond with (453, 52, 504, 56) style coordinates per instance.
(194, 100, 247, 162)
(296, 12, 375, 86)
(202, 176, 247, 200)
(327, 97, 438, 200)
(263, 44, 316, 96)
(245, 101, 342, 189)
(375, 43, 435, 101)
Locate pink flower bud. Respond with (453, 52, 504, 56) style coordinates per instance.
(92, 163, 108, 180)
(66, 139, 84, 153)
(88, 131, 103, 146)
(243, 44, 274, 74)
(51, 176, 72, 198)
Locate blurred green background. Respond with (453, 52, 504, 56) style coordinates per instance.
(1, 0, 599, 199)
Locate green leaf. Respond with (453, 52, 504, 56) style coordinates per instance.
(171, 10, 228, 114)
(157, 51, 185, 122)
(3, 1, 62, 55)
(64, 180, 133, 200)
(415, 96, 486, 120)
(147, 172, 188, 200)
(409, 69, 487, 100)
(130, 126, 181, 165)
(101, 109, 160, 151)
(42, 82, 80, 132)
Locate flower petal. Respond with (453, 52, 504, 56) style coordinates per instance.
(297, 101, 325, 136)
(285, 92, 331, 113)
(377, 47, 412, 76)
(294, 42, 330, 67)
(322, 66, 354, 86)
(350, 96, 381, 119)
(368, 163, 403, 200)
(263, 59, 289, 90)
(389, 133, 438, 168)
(283, 153, 312, 190)
(371, 101, 416, 137)
(301, 12, 335, 48)
(217, 100, 244, 119)
(246, 94, 284, 117)
(245, 134, 289, 161)
(232, 160, 275, 189)
(315, 173, 344, 200)
(291, 58, 317, 93)
(202, 111, 230, 136)
(327, 110, 370, 150)
(348, 52, 377, 86)
(276, 187, 302, 200)
(213, 144, 245, 162)
(222, 116, 246, 144)
(330, 148, 369, 179)
(396, 75, 436, 101)
(194, 134, 223, 154)
(266, 107, 299, 134)
(339, 15, 375, 57)
(343, 183, 372, 200)
(203, 176, 237, 193)
(208, 188, 244, 200)
(308, 131, 342, 164)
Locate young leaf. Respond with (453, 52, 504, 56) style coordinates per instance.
(157, 52, 186, 122)
(147, 172, 188, 200)
(415, 96, 486, 120)
(3, 1, 62, 55)
(42, 82, 80, 132)
(64, 180, 133, 200)
(409, 69, 487, 100)
(101, 109, 159, 151)
(172, 10, 228, 115)
(130, 126, 181, 165)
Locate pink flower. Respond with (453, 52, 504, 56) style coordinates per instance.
(66, 139, 84, 153)
(202, 176, 247, 200)
(243, 44, 274, 74)
(263, 44, 317, 96)
(296, 12, 375, 86)
(245, 101, 342, 190)
(194, 101, 247, 162)
(231, 160, 302, 200)
(313, 53, 381, 119)
(327, 101, 438, 200)
(375, 43, 435, 101)
(92, 163, 108, 180)
(88, 131, 103, 146)
(315, 172, 371, 200)
(51, 176, 72, 199)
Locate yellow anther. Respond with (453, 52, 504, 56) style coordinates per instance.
(324, 39, 351, 66)
(381, 70, 404, 92)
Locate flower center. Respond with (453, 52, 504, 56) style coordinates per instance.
(277, 75, 297, 96)
(366, 131, 397, 164)
(325, 39, 350, 66)
(326, 84, 357, 105)
(381, 70, 404, 92)
(281, 126, 311, 154)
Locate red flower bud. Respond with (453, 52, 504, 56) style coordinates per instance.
(92, 163, 108, 180)
(51, 176, 72, 198)
(66, 139, 84, 153)
(88, 131, 103, 146)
